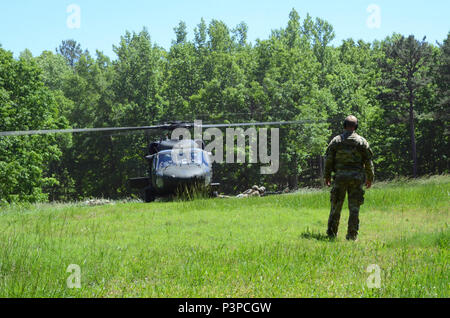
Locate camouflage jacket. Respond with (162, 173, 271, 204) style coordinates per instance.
(324, 131, 374, 182)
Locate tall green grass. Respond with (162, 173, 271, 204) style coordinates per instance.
(0, 175, 448, 297)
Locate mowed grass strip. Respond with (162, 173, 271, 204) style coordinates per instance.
(0, 176, 448, 297)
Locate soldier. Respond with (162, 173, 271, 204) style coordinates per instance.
(236, 185, 266, 198)
(324, 115, 374, 241)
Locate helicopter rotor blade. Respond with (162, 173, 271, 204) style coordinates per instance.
(0, 125, 170, 137)
(0, 120, 327, 137)
(199, 120, 326, 129)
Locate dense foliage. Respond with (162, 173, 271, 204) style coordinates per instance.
(0, 9, 448, 202)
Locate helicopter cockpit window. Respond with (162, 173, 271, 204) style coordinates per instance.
(202, 151, 211, 167)
(156, 150, 208, 169)
(191, 150, 203, 165)
(157, 153, 174, 169)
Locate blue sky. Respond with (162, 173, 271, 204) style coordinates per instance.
(0, 0, 448, 58)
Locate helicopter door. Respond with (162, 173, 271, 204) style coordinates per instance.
(150, 155, 158, 188)
(152, 155, 157, 170)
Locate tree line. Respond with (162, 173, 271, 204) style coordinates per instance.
(0, 9, 448, 203)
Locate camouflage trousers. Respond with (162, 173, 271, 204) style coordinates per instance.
(327, 178, 365, 240)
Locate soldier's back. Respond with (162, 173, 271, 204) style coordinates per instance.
(332, 131, 369, 182)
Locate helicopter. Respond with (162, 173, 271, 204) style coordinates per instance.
(0, 119, 316, 202)
(127, 122, 216, 202)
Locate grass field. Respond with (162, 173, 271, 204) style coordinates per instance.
(0, 176, 448, 298)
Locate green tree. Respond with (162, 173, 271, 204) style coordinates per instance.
(173, 21, 188, 45)
(57, 39, 83, 68)
(378, 35, 433, 177)
(0, 48, 69, 203)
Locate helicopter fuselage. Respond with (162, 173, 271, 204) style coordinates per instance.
(150, 148, 212, 195)
(129, 139, 214, 201)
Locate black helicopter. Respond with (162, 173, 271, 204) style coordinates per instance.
(0, 120, 313, 202)
(128, 122, 216, 202)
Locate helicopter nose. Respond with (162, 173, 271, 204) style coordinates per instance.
(160, 166, 207, 191)
(161, 165, 205, 180)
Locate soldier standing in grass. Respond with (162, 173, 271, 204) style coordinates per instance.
(324, 115, 374, 241)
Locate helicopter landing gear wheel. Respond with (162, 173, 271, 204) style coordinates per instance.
(144, 188, 155, 203)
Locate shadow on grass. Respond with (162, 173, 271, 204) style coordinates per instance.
(300, 228, 335, 242)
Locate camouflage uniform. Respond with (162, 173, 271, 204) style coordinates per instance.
(324, 130, 374, 240)
(236, 185, 266, 198)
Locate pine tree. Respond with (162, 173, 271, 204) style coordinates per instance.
(378, 35, 432, 177)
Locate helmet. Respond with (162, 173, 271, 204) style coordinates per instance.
(343, 115, 358, 130)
